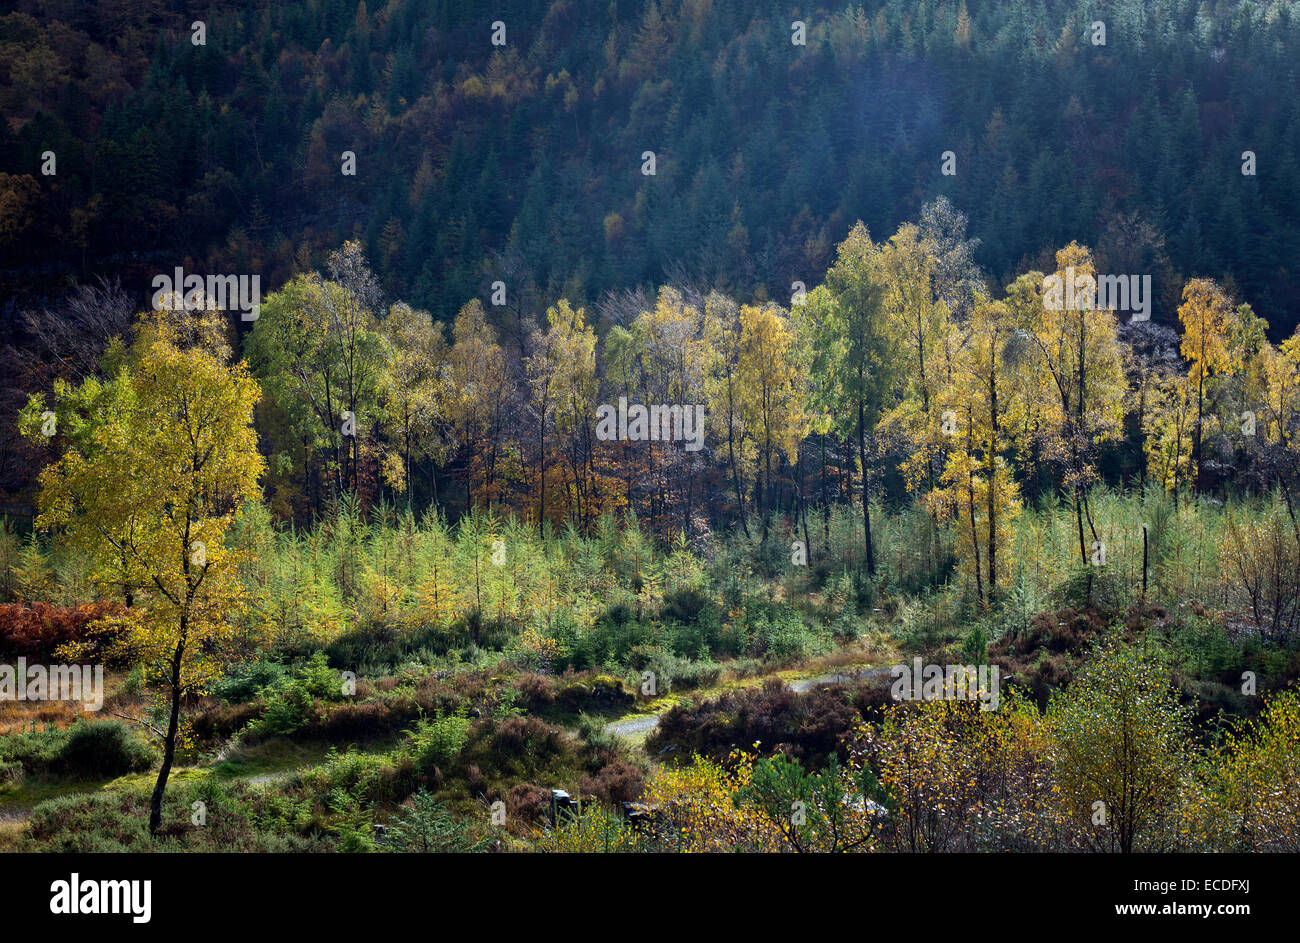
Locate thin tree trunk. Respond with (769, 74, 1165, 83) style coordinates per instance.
(728, 408, 750, 538)
(798, 445, 811, 566)
(1141, 524, 1149, 602)
(986, 349, 998, 603)
(858, 395, 876, 576)
(820, 432, 830, 549)
(1075, 486, 1088, 566)
(968, 467, 984, 606)
(538, 415, 546, 526)
(149, 633, 186, 837)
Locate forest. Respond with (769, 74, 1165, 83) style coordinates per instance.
(0, 0, 1298, 857)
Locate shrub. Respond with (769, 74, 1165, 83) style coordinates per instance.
(1047, 638, 1194, 853)
(631, 651, 721, 694)
(22, 785, 321, 852)
(648, 679, 861, 768)
(0, 758, 22, 785)
(490, 715, 564, 760)
(562, 604, 660, 670)
(324, 620, 471, 675)
(386, 790, 490, 852)
(190, 700, 266, 743)
(744, 602, 830, 663)
(574, 715, 618, 755)
(23, 792, 149, 851)
(661, 587, 716, 626)
(514, 672, 556, 710)
(459, 715, 574, 782)
(661, 587, 723, 656)
(55, 721, 152, 778)
(578, 759, 645, 806)
(534, 804, 642, 853)
(1222, 510, 1300, 642)
(0, 727, 66, 779)
(256, 684, 314, 736)
(212, 658, 287, 703)
(553, 675, 635, 714)
(411, 714, 472, 775)
(309, 747, 414, 805)
(505, 782, 551, 826)
(249, 653, 353, 737)
(0, 602, 127, 663)
(123, 664, 145, 696)
(1053, 563, 1131, 619)
(961, 623, 990, 664)
(311, 697, 418, 741)
(294, 652, 346, 699)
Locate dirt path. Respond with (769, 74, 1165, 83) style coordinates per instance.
(603, 664, 891, 742)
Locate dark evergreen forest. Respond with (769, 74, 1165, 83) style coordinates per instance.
(3, 0, 1299, 333)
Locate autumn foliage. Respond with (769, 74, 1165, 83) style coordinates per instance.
(0, 601, 125, 663)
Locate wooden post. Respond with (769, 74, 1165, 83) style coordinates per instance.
(1141, 524, 1149, 604)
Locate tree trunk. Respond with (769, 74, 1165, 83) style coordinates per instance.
(820, 432, 830, 548)
(538, 419, 546, 527)
(405, 420, 413, 512)
(967, 406, 984, 606)
(1141, 524, 1148, 602)
(1075, 486, 1088, 566)
(968, 468, 984, 606)
(798, 445, 811, 565)
(149, 632, 186, 837)
(1282, 481, 1300, 551)
(986, 352, 998, 603)
(728, 405, 750, 538)
(858, 395, 876, 575)
(1194, 368, 1205, 492)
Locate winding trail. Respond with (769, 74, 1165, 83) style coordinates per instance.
(603, 665, 891, 741)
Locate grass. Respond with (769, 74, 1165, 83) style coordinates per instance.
(209, 739, 360, 782)
(0, 671, 143, 736)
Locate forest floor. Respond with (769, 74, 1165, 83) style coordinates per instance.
(0, 634, 900, 844)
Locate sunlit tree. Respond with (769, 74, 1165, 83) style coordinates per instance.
(24, 311, 264, 836)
